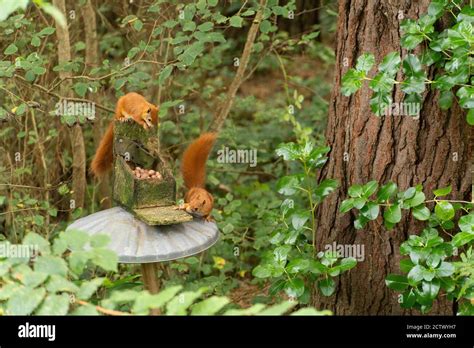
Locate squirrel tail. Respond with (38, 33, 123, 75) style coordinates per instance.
(181, 132, 217, 189)
(91, 122, 114, 177)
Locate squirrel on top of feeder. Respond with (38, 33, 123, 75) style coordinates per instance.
(91, 92, 159, 177)
(177, 132, 217, 222)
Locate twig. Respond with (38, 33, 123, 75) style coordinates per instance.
(209, 0, 267, 133)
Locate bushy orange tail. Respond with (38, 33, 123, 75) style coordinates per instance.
(91, 122, 114, 177)
(181, 132, 217, 189)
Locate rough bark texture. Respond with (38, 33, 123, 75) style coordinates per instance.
(53, 0, 87, 210)
(313, 0, 471, 315)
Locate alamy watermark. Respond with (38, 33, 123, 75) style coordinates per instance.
(0, 242, 38, 259)
(54, 99, 96, 121)
(323, 242, 365, 261)
(217, 146, 257, 167)
(380, 102, 420, 119)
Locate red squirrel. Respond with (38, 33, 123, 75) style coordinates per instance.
(177, 132, 217, 221)
(91, 92, 158, 177)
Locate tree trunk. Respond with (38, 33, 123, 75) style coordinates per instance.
(53, 0, 87, 211)
(313, 0, 471, 315)
(82, 0, 112, 210)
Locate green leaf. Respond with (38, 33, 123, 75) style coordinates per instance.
(434, 201, 454, 221)
(285, 278, 305, 298)
(4, 43, 18, 55)
(6, 287, 46, 315)
(291, 211, 309, 230)
(158, 65, 173, 86)
(73, 82, 88, 97)
(407, 265, 425, 285)
(34, 255, 68, 277)
(379, 52, 401, 76)
(362, 181, 378, 198)
(377, 182, 397, 202)
(385, 274, 409, 291)
(286, 258, 310, 274)
(229, 16, 243, 28)
(361, 202, 379, 220)
(197, 21, 213, 32)
(467, 109, 474, 126)
(435, 262, 454, 277)
(339, 198, 354, 213)
(77, 278, 104, 300)
(276, 174, 302, 196)
(259, 19, 272, 33)
(36, 293, 70, 315)
(451, 232, 474, 247)
(252, 265, 271, 278)
(259, 301, 296, 315)
(314, 179, 338, 202)
(341, 68, 365, 96)
(348, 184, 363, 198)
(46, 274, 79, 293)
(191, 296, 229, 315)
(90, 248, 118, 272)
(438, 90, 453, 110)
(384, 203, 402, 224)
(433, 186, 451, 196)
(412, 205, 430, 221)
(458, 213, 474, 233)
(166, 290, 205, 315)
(356, 53, 375, 73)
(133, 19, 143, 31)
(318, 278, 335, 296)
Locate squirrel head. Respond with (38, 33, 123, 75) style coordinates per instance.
(141, 103, 159, 130)
(184, 187, 214, 218)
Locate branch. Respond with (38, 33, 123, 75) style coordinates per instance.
(209, 0, 267, 133)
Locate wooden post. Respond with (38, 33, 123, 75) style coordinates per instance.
(140, 263, 161, 315)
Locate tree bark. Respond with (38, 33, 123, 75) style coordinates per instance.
(53, 0, 87, 211)
(313, 0, 470, 315)
(82, 0, 112, 209)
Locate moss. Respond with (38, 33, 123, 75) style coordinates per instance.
(133, 206, 193, 225)
(112, 120, 178, 214)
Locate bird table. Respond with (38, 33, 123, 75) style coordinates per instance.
(65, 121, 219, 313)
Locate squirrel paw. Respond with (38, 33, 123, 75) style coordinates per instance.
(204, 215, 214, 223)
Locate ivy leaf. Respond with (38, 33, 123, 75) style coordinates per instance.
(361, 202, 379, 220)
(384, 204, 402, 224)
(467, 109, 474, 126)
(341, 68, 365, 96)
(434, 201, 454, 221)
(385, 274, 409, 291)
(377, 182, 397, 202)
(318, 278, 335, 296)
(412, 205, 430, 221)
(355, 53, 375, 73)
(433, 186, 451, 196)
(438, 90, 453, 110)
(379, 52, 401, 76)
(407, 264, 425, 285)
(286, 259, 310, 274)
(339, 198, 354, 213)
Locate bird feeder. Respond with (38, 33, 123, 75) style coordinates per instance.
(65, 120, 219, 313)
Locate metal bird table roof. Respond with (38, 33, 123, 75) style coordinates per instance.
(65, 206, 219, 263)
